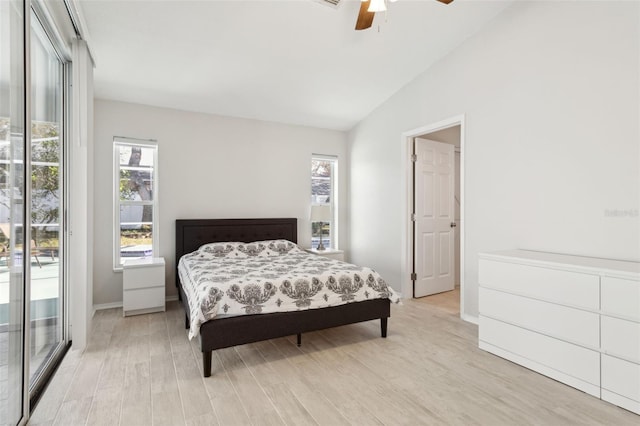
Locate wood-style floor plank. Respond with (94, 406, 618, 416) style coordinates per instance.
(84, 386, 122, 426)
(120, 384, 152, 426)
(216, 347, 285, 425)
(202, 349, 251, 425)
(268, 336, 385, 425)
(29, 300, 640, 426)
(252, 340, 349, 426)
(51, 397, 92, 426)
(151, 390, 185, 426)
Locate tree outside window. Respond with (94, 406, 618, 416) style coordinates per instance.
(0, 119, 61, 256)
(114, 138, 158, 268)
(311, 157, 337, 249)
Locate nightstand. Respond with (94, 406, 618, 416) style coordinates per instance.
(305, 248, 344, 261)
(123, 257, 165, 316)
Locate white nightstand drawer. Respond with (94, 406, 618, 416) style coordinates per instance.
(602, 355, 640, 404)
(601, 277, 640, 321)
(480, 287, 599, 348)
(601, 316, 640, 363)
(124, 265, 164, 290)
(479, 259, 599, 310)
(124, 287, 164, 312)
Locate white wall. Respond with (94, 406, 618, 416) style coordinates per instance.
(348, 1, 640, 319)
(93, 100, 347, 306)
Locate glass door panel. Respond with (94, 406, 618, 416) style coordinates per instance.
(0, 1, 26, 425)
(29, 14, 63, 388)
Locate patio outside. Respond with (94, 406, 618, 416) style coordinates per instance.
(0, 255, 60, 423)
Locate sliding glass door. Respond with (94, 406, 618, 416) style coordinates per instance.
(0, 1, 26, 425)
(29, 11, 64, 390)
(1, 2, 68, 424)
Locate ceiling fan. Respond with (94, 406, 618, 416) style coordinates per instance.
(355, 0, 454, 31)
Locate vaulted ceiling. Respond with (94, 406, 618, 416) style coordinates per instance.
(81, 0, 512, 130)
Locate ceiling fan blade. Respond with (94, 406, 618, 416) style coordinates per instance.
(436, 0, 454, 4)
(355, 0, 375, 31)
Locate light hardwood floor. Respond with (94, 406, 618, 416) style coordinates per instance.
(417, 288, 460, 316)
(29, 299, 638, 425)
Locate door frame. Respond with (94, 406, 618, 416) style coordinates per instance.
(400, 114, 473, 323)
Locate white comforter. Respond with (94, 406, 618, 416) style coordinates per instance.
(178, 240, 400, 339)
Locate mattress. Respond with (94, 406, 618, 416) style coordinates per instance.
(178, 239, 400, 339)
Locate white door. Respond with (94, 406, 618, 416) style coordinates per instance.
(414, 138, 455, 297)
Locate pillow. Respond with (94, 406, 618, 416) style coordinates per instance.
(256, 239, 302, 256)
(236, 242, 268, 257)
(197, 239, 301, 258)
(198, 242, 247, 258)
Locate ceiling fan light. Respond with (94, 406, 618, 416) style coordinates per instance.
(368, 0, 386, 12)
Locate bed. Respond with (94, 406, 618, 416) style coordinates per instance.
(175, 218, 397, 377)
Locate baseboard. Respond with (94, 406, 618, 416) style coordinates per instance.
(461, 313, 479, 325)
(93, 301, 122, 314)
(93, 295, 179, 314)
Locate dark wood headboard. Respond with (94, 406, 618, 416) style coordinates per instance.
(175, 218, 298, 287)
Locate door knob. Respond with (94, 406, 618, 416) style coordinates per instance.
(450, 222, 457, 228)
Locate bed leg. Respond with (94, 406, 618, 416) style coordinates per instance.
(297, 333, 302, 347)
(203, 351, 212, 377)
(381, 318, 388, 338)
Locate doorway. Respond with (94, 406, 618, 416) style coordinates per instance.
(413, 136, 457, 298)
(402, 116, 465, 318)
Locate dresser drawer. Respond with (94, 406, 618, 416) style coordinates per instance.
(602, 355, 640, 403)
(480, 287, 599, 348)
(124, 287, 165, 313)
(601, 277, 640, 321)
(601, 316, 640, 363)
(479, 259, 599, 310)
(479, 316, 600, 388)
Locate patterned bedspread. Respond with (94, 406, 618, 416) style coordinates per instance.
(178, 240, 400, 339)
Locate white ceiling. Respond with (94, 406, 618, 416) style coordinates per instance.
(80, 0, 512, 130)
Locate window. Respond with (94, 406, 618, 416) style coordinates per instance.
(311, 156, 337, 249)
(113, 137, 158, 269)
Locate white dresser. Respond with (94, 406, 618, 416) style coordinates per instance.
(123, 257, 166, 316)
(479, 250, 640, 414)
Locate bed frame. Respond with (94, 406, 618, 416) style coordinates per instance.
(175, 218, 391, 377)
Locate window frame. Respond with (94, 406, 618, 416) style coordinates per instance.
(311, 155, 338, 250)
(113, 137, 159, 271)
